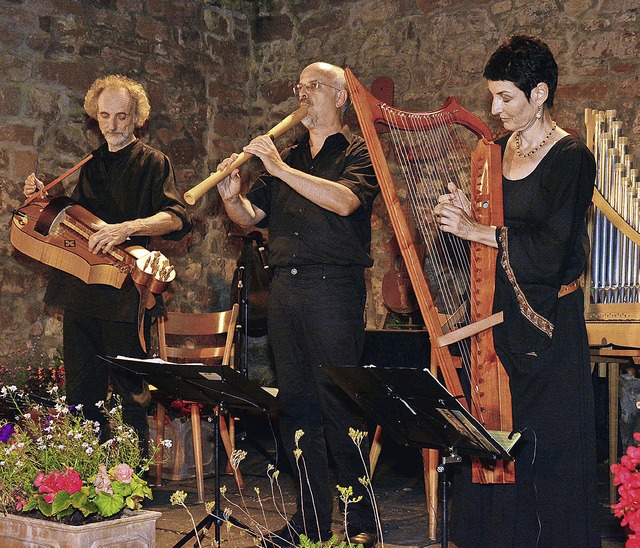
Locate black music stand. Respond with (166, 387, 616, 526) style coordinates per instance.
(321, 365, 519, 548)
(102, 355, 278, 548)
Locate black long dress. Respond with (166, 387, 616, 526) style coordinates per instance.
(450, 135, 601, 548)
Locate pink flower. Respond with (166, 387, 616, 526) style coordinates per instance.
(93, 464, 113, 494)
(33, 472, 45, 487)
(112, 463, 133, 484)
(15, 496, 27, 511)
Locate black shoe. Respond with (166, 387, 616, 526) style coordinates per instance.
(262, 519, 332, 547)
(347, 530, 378, 548)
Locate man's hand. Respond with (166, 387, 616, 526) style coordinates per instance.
(216, 153, 243, 203)
(243, 135, 285, 176)
(23, 173, 44, 197)
(88, 221, 132, 254)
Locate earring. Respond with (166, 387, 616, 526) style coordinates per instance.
(536, 105, 542, 119)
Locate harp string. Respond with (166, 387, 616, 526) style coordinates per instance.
(379, 104, 486, 420)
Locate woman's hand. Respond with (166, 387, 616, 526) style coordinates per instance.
(434, 200, 478, 241)
(434, 182, 497, 247)
(439, 182, 471, 215)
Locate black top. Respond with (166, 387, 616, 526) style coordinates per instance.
(493, 134, 595, 353)
(246, 127, 379, 269)
(44, 140, 192, 322)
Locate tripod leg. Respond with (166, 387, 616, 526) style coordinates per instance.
(440, 461, 449, 548)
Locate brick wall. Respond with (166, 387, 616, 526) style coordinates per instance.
(0, 0, 638, 381)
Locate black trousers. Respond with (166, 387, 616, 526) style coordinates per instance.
(268, 265, 376, 533)
(63, 309, 150, 445)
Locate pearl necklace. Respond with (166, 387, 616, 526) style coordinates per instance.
(515, 122, 557, 158)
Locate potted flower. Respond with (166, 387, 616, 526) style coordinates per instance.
(0, 385, 167, 547)
(611, 432, 640, 547)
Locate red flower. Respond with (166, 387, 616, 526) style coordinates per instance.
(613, 433, 640, 544)
(34, 469, 83, 503)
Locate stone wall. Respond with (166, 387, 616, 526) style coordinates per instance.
(1, 0, 638, 384)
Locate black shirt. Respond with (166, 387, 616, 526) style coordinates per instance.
(44, 140, 192, 322)
(246, 127, 379, 268)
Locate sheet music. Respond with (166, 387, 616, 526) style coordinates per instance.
(436, 408, 520, 457)
(114, 355, 204, 366)
(487, 430, 521, 453)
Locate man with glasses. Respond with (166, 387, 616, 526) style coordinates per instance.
(217, 62, 379, 547)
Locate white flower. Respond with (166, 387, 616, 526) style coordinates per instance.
(162, 439, 173, 449)
(95, 400, 104, 408)
(8, 386, 17, 392)
(85, 447, 94, 455)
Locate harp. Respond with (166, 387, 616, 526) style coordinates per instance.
(345, 69, 513, 490)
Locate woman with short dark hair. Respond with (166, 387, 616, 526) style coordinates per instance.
(435, 34, 600, 547)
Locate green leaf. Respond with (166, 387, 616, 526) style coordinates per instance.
(111, 481, 133, 497)
(94, 491, 125, 517)
(69, 490, 99, 517)
(55, 506, 76, 520)
(21, 499, 38, 513)
(37, 497, 53, 517)
(51, 491, 72, 515)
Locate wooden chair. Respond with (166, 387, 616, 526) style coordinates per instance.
(154, 303, 242, 503)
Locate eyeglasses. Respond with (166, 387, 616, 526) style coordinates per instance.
(292, 81, 344, 96)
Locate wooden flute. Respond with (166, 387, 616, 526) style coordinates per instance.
(183, 104, 309, 205)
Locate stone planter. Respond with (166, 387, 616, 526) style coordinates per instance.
(0, 509, 161, 548)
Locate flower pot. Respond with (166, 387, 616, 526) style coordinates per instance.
(0, 509, 162, 548)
